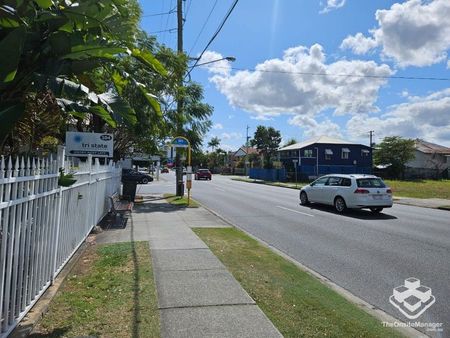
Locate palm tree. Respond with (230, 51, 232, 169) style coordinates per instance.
(207, 137, 221, 152)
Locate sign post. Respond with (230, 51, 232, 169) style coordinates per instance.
(293, 159, 298, 188)
(171, 137, 192, 205)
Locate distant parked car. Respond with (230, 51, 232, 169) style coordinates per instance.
(195, 169, 212, 180)
(299, 174, 392, 213)
(161, 168, 169, 173)
(122, 169, 153, 184)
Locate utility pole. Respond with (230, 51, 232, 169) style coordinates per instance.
(245, 125, 250, 176)
(177, 0, 183, 53)
(175, 0, 184, 196)
(369, 130, 374, 148)
(368, 130, 375, 175)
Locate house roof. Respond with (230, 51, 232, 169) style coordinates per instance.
(414, 139, 450, 154)
(278, 135, 359, 151)
(233, 146, 258, 156)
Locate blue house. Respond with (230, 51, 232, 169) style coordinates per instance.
(278, 136, 372, 179)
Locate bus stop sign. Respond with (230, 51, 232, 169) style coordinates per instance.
(172, 137, 189, 148)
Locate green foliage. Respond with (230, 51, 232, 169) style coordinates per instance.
(250, 126, 282, 169)
(58, 168, 77, 187)
(374, 136, 415, 179)
(207, 137, 221, 151)
(283, 138, 298, 147)
(0, 0, 166, 154)
(248, 152, 261, 167)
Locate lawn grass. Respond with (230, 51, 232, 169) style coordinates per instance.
(163, 193, 199, 207)
(385, 179, 450, 199)
(31, 242, 160, 338)
(194, 227, 405, 338)
(233, 176, 450, 200)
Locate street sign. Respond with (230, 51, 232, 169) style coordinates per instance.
(293, 159, 298, 163)
(186, 166, 192, 174)
(66, 132, 113, 157)
(172, 137, 189, 148)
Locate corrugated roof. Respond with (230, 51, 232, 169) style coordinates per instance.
(279, 135, 359, 151)
(415, 139, 450, 154)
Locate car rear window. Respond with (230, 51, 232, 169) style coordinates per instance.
(198, 169, 209, 172)
(356, 178, 386, 188)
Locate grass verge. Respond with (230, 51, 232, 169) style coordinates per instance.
(231, 177, 310, 190)
(233, 177, 450, 200)
(31, 242, 160, 338)
(163, 193, 199, 207)
(194, 227, 404, 338)
(385, 179, 450, 199)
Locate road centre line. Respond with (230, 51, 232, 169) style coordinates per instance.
(276, 206, 315, 217)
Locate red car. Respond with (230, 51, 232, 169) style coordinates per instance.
(161, 168, 169, 173)
(195, 169, 212, 180)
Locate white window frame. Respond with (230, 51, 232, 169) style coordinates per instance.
(341, 148, 350, 159)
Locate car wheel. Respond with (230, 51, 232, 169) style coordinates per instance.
(141, 178, 148, 184)
(334, 196, 347, 213)
(300, 191, 309, 205)
(370, 207, 383, 213)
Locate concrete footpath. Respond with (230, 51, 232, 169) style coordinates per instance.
(96, 195, 282, 338)
(393, 196, 450, 209)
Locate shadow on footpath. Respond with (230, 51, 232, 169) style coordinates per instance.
(300, 203, 398, 220)
(129, 217, 141, 338)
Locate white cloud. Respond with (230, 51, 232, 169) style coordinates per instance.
(289, 115, 343, 139)
(212, 123, 223, 130)
(197, 50, 232, 76)
(209, 44, 393, 120)
(219, 144, 235, 152)
(447, 60, 450, 69)
(341, 0, 450, 67)
(340, 32, 378, 55)
(346, 88, 450, 145)
(320, 0, 346, 14)
(221, 132, 243, 140)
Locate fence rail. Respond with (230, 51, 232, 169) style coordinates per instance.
(0, 153, 121, 337)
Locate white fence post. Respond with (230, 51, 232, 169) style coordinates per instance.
(0, 153, 121, 338)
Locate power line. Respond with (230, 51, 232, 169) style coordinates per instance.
(188, 0, 219, 55)
(149, 28, 177, 34)
(185, 0, 193, 21)
(186, 0, 240, 79)
(196, 65, 450, 81)
(163, 0, 175, 45)
(141, 8, 176, 18)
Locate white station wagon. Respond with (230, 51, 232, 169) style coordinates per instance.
(299, 174, 393, 213)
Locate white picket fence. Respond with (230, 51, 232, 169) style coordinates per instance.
(0, 152, 121, 337)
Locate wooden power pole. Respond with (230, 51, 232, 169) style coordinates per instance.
(175, 0, 184, 196)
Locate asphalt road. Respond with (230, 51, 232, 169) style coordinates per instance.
(139, 173, 450, 337)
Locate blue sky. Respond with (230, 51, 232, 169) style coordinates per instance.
(139, 0, 450, 151)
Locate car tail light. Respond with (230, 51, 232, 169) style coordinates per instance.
(354, 188, 370, 194)
(386, 188, 392, 194)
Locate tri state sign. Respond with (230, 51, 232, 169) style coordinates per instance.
(65, 132, 113, 157)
